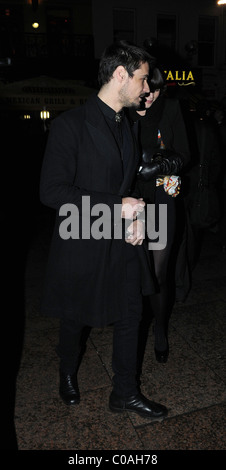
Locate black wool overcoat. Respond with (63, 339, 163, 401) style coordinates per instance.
(132, 97, 191, 203)
(40, 93, 155, 327)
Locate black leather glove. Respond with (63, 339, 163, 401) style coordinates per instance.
(138, 149, 184, 182)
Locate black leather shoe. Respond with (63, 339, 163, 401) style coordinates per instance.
(59, 372, 80, 405)
(109, 391, 168, 419)
(154, 347, 169, 363)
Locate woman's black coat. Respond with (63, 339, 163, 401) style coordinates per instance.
(133, 97, 190, 202)
(40, 93, 154, 327)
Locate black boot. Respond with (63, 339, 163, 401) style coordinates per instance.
(154, 346, 169, 363)
(59, 371, 80, 405)
(154, 325, 169, 363)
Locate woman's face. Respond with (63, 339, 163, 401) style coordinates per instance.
(145, 89, 160, 108)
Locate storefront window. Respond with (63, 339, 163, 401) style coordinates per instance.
(198, 16, 216, 66)
(157, 14, 177, 50)
(113, 8, 135, 43)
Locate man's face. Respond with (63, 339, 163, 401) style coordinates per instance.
(119, 62, 150, 109)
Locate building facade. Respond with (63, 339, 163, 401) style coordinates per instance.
(0, 0, 225, 99)
(92, 0, 226, 100)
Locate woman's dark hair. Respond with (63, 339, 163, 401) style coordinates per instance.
(148, 67, 166, 93)
(98, 40, 155, 87)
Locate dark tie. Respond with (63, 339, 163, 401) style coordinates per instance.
(114, 112, 123, 160)
(114, 112, 130, 172)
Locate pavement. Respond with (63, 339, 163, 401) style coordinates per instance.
(4, 208, 225, 462)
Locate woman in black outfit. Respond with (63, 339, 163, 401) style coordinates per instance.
(130, 68, 190, 363)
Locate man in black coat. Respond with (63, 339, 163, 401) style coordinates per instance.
(40, 41, 168, 419)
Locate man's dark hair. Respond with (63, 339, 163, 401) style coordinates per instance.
(98, 40, 155, 87)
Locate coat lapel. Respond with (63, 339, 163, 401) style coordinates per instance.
(85, 94, 123, 168)
(85, 94, 138, 196)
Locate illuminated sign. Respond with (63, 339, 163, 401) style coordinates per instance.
(164, 70, 195, 86)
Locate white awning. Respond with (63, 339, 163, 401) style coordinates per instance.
(0, 75, 96, 111)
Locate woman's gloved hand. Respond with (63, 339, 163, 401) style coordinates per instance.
(137, 149, 183, 181)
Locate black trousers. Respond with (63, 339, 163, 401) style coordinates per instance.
(57, 243, 142, 398)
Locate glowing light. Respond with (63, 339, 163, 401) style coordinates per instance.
(217, 1, 226, 5)
(32, 22, 39, 29)
(40, 110, 50, 120)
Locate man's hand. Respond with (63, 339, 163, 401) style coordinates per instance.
(125, 219, 145, 246)
(121, 197, 145, 220)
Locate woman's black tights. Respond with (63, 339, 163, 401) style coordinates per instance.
(150, 186, 176, 350)
(151, 245, 172, 350)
